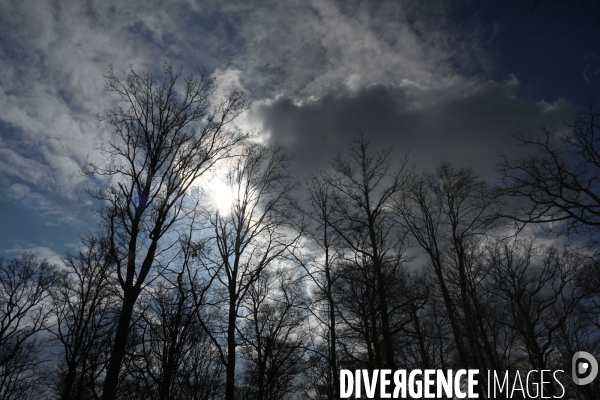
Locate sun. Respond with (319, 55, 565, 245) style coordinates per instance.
(208, 178, 235, 215)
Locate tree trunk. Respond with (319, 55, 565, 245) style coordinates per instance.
(101, 288, 139, 400)
(225, 286, 237, 400)
(326, 267, 339, 400)
(60, 360, 77, 400)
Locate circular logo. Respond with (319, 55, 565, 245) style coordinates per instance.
(572, 351, 599, 385)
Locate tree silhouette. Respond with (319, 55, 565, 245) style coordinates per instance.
(194, 143, 301, 400)
(499, 102, 600, 245)
(0, 254, 57, 400)
(89, 63, 248, 400)
(51, 235, 118, 400)
(322, 136, 411, 371)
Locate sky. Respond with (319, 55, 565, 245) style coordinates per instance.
(0, 0, 599, 261)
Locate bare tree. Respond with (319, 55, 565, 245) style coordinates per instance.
(575, 257, 600, 337)
(323, 135, 411, 371)
(498, 102, 600, 396)
(51, 234, 119, 400)
(395, 273, 459, 372)
(391, 272, 433, 371)
(0, 253, 57, 400)
(195, 143, 301, 400)
(499, 102, 600, 245)
(301, 173, 343, 399)
(482, 237, 587, 397)
(554, 269, 600, 400)
(89, 63, 249, 400)
(395, 163, 504, 392)
(125, 273, 206, 400)
(238, 268, 308, 400)
(484, 238, 579, 369)
(122, 219, 225, 400)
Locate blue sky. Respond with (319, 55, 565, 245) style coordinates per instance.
(0, 0, 598, 260)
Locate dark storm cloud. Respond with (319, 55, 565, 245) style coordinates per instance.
(256, 78, 572, 179)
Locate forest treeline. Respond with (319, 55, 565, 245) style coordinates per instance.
(1, 65, 599, 400)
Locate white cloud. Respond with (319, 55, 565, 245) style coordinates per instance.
(4, 245, 64, 266)
(4, 183, 31, 201)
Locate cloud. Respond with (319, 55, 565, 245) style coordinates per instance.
(254, 77, 573, 179)
(0, 0, 490, 199)
(1, 182, 82, 226)
(0, 0, 215, 199)
(21, 192, 81, 225)
(3, 245, 64, 266)
(160, 0, 492, 98)
(0, 0, 588, 255)
(4, 183, 31, 201)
